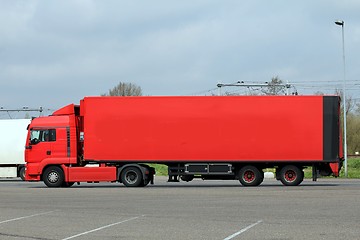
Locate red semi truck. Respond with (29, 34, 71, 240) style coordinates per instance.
(25, 96, 343, 187)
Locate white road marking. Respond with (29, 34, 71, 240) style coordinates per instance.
(62, 215, 143, 240)
(0, 211, 57, 224)
(223, 220, 263, 240)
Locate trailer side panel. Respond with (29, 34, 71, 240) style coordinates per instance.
(82, 96, 327, 162)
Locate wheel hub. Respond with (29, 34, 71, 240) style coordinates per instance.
(244, 170, 255, 182)
(125, 171, 138, 184)
(285, 170, 296, 182)
(48, 172, 59, 183)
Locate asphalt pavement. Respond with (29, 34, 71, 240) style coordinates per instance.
(0, 177, 359, 240)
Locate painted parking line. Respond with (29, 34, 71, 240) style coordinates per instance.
(223, 220, 263, 240)
(0, 211, 57, 225)
(62, 215, 143, 240)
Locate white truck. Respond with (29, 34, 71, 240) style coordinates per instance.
(0, 119, 30, 180)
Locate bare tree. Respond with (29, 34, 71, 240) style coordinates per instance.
(314, 91, 325, 95)
(335, 89, 354, 116)
(261, 76, 287, 95)
(356, 103, 360, 115)
(347, 113, 360, 154)
(102, 82, 142, 96)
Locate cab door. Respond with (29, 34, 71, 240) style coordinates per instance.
(26, 128, 56, 163)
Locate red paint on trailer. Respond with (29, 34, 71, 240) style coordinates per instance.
(82, 96, 323, 162)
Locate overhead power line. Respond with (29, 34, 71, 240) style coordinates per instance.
(0, 107, 44, 119)
(217, 81, 296, 96)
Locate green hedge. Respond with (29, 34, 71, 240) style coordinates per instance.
(339, 157, 360, 178)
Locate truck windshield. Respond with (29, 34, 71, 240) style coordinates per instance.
(30, 129, 56, 144)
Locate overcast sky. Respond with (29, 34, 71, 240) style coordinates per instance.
(0, 0, 359, 113)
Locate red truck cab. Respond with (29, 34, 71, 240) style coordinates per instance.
(25, 103, 145, 187)
(25, 105, 79, 183)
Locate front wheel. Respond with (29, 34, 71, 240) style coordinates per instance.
(43, 166, 64, 187)
(238, 166, 263, 186)
(121, 167, 143, 187)
(279, 165, 303, 186)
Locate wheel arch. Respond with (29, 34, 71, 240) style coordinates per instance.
(40, 164, 66, 181)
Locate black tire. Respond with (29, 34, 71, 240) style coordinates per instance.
(238, 165, 263, 186)
(62, 182, 75, 188)
(121, 167, 143, 187)
(279, 165, 303, 186)
(43, 166, 64, 188)
(180, 175, 194, 182)
(19, 167, 26, 181)
(141, 179, 150, 187)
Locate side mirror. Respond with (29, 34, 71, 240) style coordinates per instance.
(30, 138, 40, 145)
(26, 146, 32, 150)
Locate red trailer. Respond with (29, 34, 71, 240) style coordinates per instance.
(25, 96, 342, 187)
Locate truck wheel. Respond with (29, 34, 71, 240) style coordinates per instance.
(43, 166, 64, 188)
(62, 182, 75, 188)
(141, 179, 150, 187)
(121, 167, 143, 187)
(279, 165, 303, 186)
(238, 166, 263, 186)
(180, 175, 194, 182)
(19, 167, 26, 181)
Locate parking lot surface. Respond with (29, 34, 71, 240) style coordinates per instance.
(0, 177, 359, 240)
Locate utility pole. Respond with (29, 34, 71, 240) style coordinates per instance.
(335, 20, 348, 177)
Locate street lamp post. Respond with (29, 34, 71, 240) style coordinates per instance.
(335, 20, 347, 177)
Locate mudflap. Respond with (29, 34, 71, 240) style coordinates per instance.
(329, 161, 343, 177)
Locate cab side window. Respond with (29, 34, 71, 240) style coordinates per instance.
(30, 129, 56, 144)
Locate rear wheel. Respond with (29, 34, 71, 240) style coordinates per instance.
(62, 182, 75, 188)
(141, 179, 150, 187)
(180, 175, 194, 182)
(19, 167, 26, 181)
(43, 166, 64, 188)
(238, 166, 263, 186)
(121, 167, 143, 187)
(279, 165, 303, 186)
